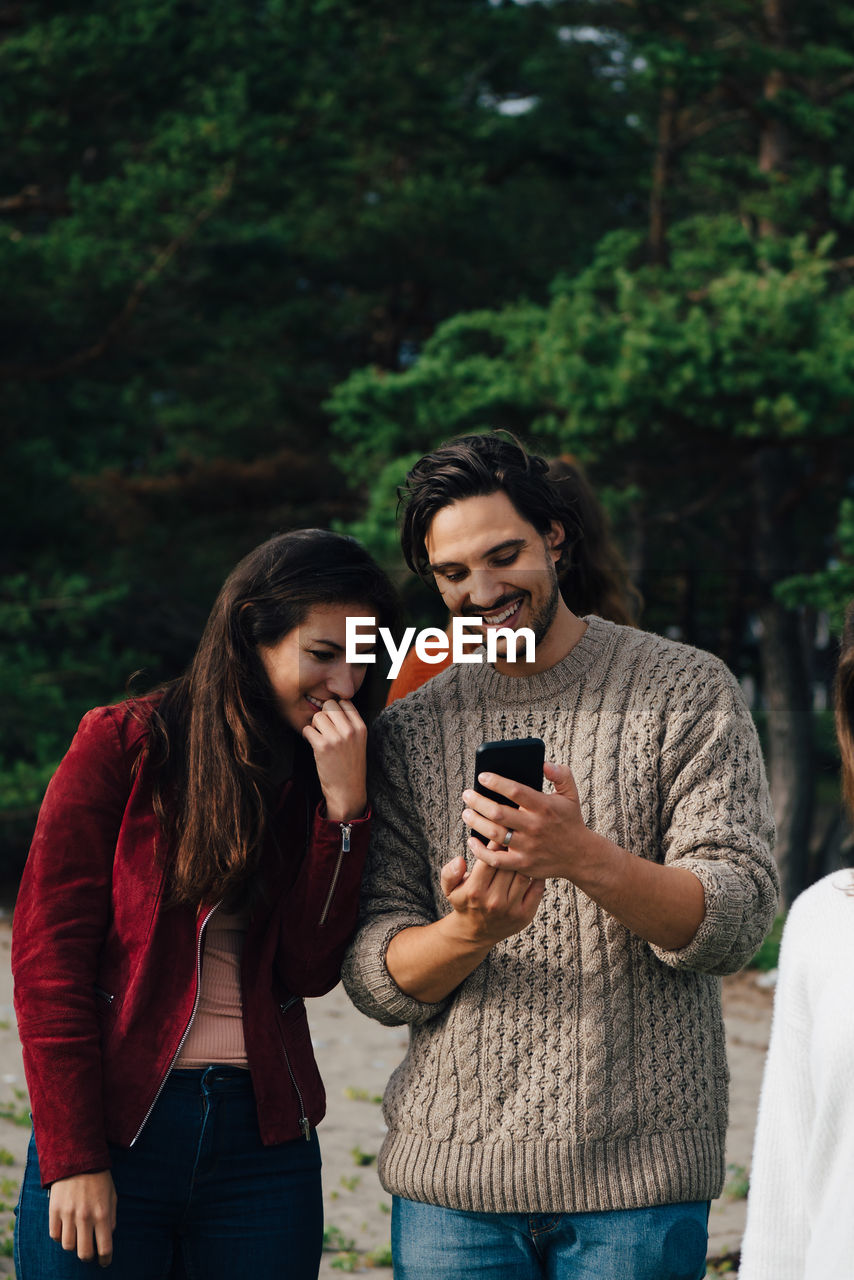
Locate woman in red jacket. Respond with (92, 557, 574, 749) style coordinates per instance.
(12, 528, 397, 1279)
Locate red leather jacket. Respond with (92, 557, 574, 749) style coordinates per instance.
(11, 701, 370, 1186)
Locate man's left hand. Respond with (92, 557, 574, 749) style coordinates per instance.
(462, 762, 592, 881)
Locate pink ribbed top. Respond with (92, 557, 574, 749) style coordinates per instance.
(176, 907, 249, 1069)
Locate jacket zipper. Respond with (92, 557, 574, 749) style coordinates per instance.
(279, 997, 310, 1140)
(318, 823, 351, 928)
(93, 986, 115, 1004)
(129, 900, 221, 1146)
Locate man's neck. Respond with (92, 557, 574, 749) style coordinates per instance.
(491, 603, 588, 677)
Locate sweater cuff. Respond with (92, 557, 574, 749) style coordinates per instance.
(649, 857, 769, 974)
(343, 916, 450, 1028)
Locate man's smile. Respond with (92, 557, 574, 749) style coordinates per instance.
(476, 596, 525, 627)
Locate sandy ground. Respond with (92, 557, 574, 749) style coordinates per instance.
(0, 916, 774, 1277)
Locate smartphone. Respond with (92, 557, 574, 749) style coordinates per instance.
(470, 737, 545, 843)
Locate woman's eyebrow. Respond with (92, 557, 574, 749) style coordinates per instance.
(304, 637, 345, 650)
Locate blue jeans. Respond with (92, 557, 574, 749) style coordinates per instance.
(15, 1067, 323, 1280)
(392, 1195, 709, 1280)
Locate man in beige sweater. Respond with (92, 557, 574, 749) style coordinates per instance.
(342, 434, 778, 1280)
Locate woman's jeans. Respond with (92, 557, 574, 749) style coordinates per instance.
(392, 1194, 710, 1280)
(15, 1066, 323, 1280)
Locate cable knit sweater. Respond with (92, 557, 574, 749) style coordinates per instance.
(342, 616, 778, 1214)
(739, 871, 854, 1280)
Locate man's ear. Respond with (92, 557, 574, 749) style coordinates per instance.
(546, 521, 565, 562)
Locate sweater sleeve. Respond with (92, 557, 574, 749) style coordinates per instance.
(12, 706, 133, 1184)
(738, 903, 813, 1280)
(341, 711, 451, 1027)
(650, 656, 779, 975)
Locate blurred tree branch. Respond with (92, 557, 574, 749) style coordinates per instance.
(0, 165, 235, 382)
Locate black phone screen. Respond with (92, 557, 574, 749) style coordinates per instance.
(470, 737, 545, 843)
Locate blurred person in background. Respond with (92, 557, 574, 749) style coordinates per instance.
(12, 529, 397, 1280)
(386, 454, 641, 704)
(739, 601, 854, 1280)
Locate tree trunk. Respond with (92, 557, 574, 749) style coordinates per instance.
(624, 465, 647, 604)
(752, 0, 806, 904)
(649, 83, 677, 266)
(758, 0, 787, 236)
(719, 510, 751, 673)
(752, 447, 814, 907)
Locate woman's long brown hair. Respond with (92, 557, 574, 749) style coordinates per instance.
(834, 601, 854, 818)
(144, 529, 397, 907)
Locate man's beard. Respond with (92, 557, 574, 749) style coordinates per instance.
(486, 565, 560, 659)
(528, 567, 560, 647)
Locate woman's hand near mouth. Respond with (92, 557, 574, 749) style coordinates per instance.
(302, 698, 368, 821)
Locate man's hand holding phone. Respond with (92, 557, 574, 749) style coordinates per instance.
(463, 748, 596, 884)
(385, 738, 550, 1003)
(436, 737, 548, 947)
(463, 753, 709, 956)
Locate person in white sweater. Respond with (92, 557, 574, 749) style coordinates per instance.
(739, 602, 854, 1280)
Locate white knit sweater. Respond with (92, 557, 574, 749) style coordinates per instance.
(739, 870, 854, 1280)
(343, 616, 779, 1214)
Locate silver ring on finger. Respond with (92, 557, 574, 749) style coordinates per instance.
(503, 828, 514, 847)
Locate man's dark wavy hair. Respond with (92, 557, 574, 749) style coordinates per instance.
(399, 432, 583, 583)
(399, 432, 641, 626)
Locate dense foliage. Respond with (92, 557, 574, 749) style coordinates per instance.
(1, 0, 646, 869)
(3, 1, 854, 896)
(327, 1, 854, 902)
